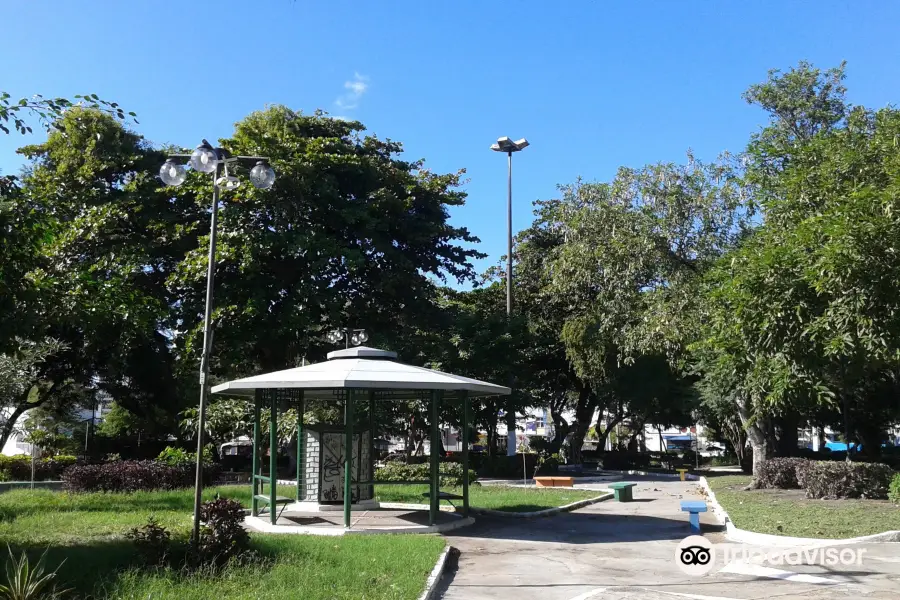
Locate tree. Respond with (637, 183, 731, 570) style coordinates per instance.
(516, 155, 749, 462)
(0, 338, 69, 450)
(166, 107, 483, 381)
(0, 91, 136, 136)
(696, 104, 900, 471)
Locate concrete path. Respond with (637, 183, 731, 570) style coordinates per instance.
(436, 478, 900, 600)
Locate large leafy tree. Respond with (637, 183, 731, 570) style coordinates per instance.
(169, 107, 482, 381)
(4, 105, 484, 448)
(517, 157, 748, 461)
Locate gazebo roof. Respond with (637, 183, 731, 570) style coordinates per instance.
(210, 346, 511, 399)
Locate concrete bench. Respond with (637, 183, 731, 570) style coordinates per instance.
(534, 476, 575, 488)
(680, 500, 707, 534)
(608, 482, 636, 502)
(675, 468, 690, 481)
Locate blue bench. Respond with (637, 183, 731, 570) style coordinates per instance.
(680, 500, 707, 534)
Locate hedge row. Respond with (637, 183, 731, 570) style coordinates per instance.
(0, 455, 77, 482)
(756, 457, 896, 499)
(375, 462, 477, 487)
(62, 460, 219, 493)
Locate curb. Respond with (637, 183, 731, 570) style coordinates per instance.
(697, 476, 900, 546)
(470, 492, 613, 518)
(244, 514, 475, 536)
(418, 544, 451, 600)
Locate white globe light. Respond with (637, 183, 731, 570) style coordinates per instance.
(350, 334, 360, 346)
(357, 331, 369, 343)
(249, 161, 276, 189)
(159, 160, 187, 186)
(190, 146, 219, 173)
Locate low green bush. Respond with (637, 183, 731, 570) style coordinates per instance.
(755, 457, 809, 489)
(598, 451, 651, 471)
(375, 462, 476, 487)
(0, 454, 77, 481)
(803, 461, 894, 499)
(155, 446, 214, 468)
(889, 473, 900, 504)
(477, 454, 538, 479)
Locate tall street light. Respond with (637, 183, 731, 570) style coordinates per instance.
(490, 136, 529, 456)
(160, 139, 276, 544)
(326, 328, 369, 349)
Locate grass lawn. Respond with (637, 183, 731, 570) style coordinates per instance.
(0, 486, 444, 599)
(375, 483, 604, 512)
(706, 474, 900, 538)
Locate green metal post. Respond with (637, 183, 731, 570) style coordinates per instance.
(344, 391, 354, 528)
(369, 390, 376, 500)
(461, 391, 470, 518)
(251, 390, 261, 517)
(297, 391, 304, 501)
(429, 390, 440, 525)
(269, 390, 278, 525)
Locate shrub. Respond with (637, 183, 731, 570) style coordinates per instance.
(803, 461, 895, 499)
(598, 452, 651, 471)
(126, 516, 172, 565)
(62, 460, 219, 493)
(477, 454, 538, 479)
(887, 472, 900, 504)
(0, 455, 76, 482)
(195, 498, 250, 566)
(535, 453, 561, 476)
(155, 446, 213, 468)
(755, 458, 809, 489)
(375, 461, 477, 487)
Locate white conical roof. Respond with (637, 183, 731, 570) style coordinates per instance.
(210, 346, 510, 399)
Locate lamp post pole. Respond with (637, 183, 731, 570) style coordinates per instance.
(506, 150, 513, 317)
(491, 137, 529, 457)
(191, 160, 221, 545)
(160, 141, 276, 545)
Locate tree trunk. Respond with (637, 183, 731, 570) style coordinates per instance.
(841, 393, 855, 462)
(857, 423, 883, 459)
(567, 385, 595, 465)
(774, 413, 800, 456)
(739, 404, 772, 485)
(0, 401, 31, 452)
(595, 412, 625, 453)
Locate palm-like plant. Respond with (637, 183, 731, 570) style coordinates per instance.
(0, 546, 69, 600)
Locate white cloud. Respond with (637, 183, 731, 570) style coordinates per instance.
(335, 72, 369, 110)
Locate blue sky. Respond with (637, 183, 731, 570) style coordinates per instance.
(3, 0, 900, 278)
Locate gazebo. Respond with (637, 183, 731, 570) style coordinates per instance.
(211, 346, 510, 530)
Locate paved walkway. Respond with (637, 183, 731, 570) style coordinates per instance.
(436, 478, 900, 600)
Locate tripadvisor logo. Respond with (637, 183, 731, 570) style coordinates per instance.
(675, 536, 868, 577)
(675, 536, 715, 576)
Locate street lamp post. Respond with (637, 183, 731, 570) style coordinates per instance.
(326, 328, 369, 349)
(490, 136, 529, 457)
(160, 140, 275, 545)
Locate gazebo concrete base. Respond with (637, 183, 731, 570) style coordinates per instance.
(244, 507, 474, 536)
(281, 499, 380, 513)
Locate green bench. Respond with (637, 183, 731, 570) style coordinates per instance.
(422, 490, 464, 508)
(609, 482, 636, 502)
(254, 494, 293, 520)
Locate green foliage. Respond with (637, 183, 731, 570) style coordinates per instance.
(0, 546, 69, 600)
(374, 461, 476, 487)
(0, 456, 75, 482)
(803, 461, 895, 499)
(754, 458, 809, 489)
(0, 90, 136, 135)
(125, 516, 172, 566)
(155, 446, 213, 469)
(195, 498, 250, 567)
(889, 473, 900, 504)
